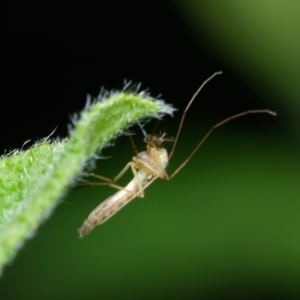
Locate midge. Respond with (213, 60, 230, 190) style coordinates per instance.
(78, 71, 276, 237)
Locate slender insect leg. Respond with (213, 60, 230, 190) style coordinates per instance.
(114, 162, 132, 182)
(75, 172, 131, 192)
(150, 119, 160, 138)
(73, 172, 120, 190)
(89, 164, 146, 198)
(168, 71, 223, 161)
(130, 136, 139, 156)
(130, 164, 145, 197)
(81, 163, 145, 197)
(75, 181, 130, 192)
(128, 167, 161, 199)
(135, 156, 169, 180)
(77, 169, 140, 196)
(84, 163, 134, 185)
(83, 172, 115, 183)
(169, 109, 276, 180)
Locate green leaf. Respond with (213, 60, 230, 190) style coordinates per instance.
(0, 90, 174, 274)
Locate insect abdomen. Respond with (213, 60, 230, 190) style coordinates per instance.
(78, 179, 142, 237)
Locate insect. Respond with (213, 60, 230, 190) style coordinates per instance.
(78, 71, 276, 237)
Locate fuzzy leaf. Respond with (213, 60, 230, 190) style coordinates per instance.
(0, 91, 175, 274)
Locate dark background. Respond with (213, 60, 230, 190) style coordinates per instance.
(2, 1, 281, 154)
(1, 1, 300, 299)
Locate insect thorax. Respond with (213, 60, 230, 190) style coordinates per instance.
(137, 147, 168, 170)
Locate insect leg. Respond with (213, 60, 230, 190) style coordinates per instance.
(169, 109, 276, 180)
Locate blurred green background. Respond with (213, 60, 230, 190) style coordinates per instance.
(1, 1, 300, 299)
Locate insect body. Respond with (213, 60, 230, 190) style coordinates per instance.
(78, 135, 169, 236)
(78, 72, 276, 237)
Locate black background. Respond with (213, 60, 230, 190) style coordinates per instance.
(1, 1, 272, 155)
